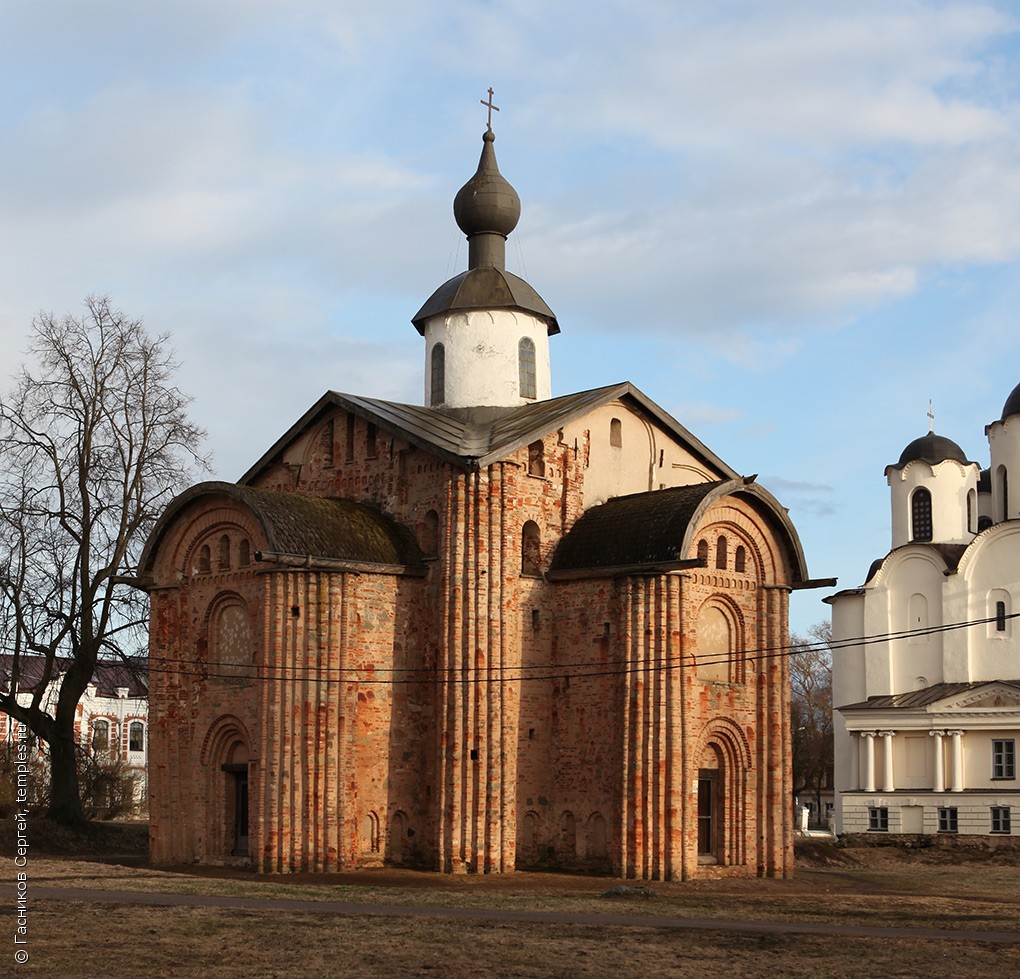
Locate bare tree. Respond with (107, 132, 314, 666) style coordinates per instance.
(790, 621, 834, 827)
(0, 297, 206, 824)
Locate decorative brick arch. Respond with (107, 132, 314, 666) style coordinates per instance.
(203, 592, 255, 679)
(200, 713, 252, 767)
(692, 717, 752, 868)
(694, 595, 747, 683)
(200, 714, 253, 860)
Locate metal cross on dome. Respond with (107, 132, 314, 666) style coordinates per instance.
(480, 87, 500, 131)
(928, 399, 935, 433)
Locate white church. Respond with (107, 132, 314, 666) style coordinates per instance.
(828, 384, 1020, 838)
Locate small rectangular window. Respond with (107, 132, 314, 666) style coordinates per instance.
(868, 807, 889, 832)
(993, 739, 1016, 779)
(938, 807, 958, 833)
(991, 806, 1012, 834)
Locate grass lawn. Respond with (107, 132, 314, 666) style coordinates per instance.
(5, 821, 1020, 977)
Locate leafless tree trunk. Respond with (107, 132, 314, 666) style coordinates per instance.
(0, 296, 205, 825)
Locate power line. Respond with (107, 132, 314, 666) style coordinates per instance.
(9, 611, 1006, 689)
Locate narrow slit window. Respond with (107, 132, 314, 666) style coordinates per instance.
(430, 343, 445, 406)
(519, 337, 537, 400)
(610, 418, 622, 448)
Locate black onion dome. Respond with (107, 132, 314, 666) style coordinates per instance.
(453, 130, 521, 238)
(892, 432, 971, 470)
(1001, 381, 1020, 421)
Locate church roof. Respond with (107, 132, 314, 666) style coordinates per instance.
(548, 482, 722, 574)
(547, 478, 811, 583)
(140, 482, 424, 577)
(839, 679, 1020, 711)
(861, 541, 969, 585)
(412, 266, 559, 335)
(889, 431, 973, 470)
(240, 382, 739, 483)
(412, 128, 558, 335)
(1001, 381, 1020, 422)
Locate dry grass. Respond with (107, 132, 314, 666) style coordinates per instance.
(4, 823, 1020, 977)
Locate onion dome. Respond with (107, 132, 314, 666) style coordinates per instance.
(453, 130, 521, 245)
(890, 431, 971, 470)
(412, 128, 557, 336)
(1001, 381, 1020, 422)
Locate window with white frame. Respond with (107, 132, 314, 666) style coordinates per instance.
(868, 807, 888, 831)
(991, 806, 1012, 834)
(992, 739, 1016, 779)
(937, 807, 958, 833)
(129, 721, 144, 753)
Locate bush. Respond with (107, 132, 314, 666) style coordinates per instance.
(0, 742, 49, 817)
(78, 749, 140, 820)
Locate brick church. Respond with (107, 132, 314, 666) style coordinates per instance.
(139, 116, 818, 880)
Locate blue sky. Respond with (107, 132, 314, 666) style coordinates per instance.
(2, 1, 1020, 634)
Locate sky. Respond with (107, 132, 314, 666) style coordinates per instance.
(2, 0, 1019, 635)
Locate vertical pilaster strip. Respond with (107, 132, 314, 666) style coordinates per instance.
(499, 462, 517, 873)
(639, 577, 651, 879)
(337, 572, 352, 867)
(436, 473, 454, 872)
(755, 584, 768, 877)
(765, 585, 782, 876)
(469, 468, 484, 870)
(617, 578, 632, 878)
(778, 588, 793, 877)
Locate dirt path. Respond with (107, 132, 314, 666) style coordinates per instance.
(34, 883, 1020, 944)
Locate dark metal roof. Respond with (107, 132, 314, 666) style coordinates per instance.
(839, 680, 1020, 711)
(550, 482, 722, 573)
(413, 129, 558, 335)
(412, 266, 559, 335)
(889, 431, 973, 470)
(240, 382, 740, 483)
(0, 655, 148, 699)
(1002, 381, 1020, 422)
(140, 482, 423, 577)
(548, 478, 811, 584)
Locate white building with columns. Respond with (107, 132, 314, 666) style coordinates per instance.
(827, 385, 1020, 838)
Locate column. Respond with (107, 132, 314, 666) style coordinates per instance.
(862, 732, 876, 793)
(880, 731, 895, 792)
(848, 733, 860, 792)
(948, 730, 964, 792)
(929, 731, 945, 793)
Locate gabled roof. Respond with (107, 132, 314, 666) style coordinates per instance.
(839, 680, 1020, 712)
(240, 382, 739, 483)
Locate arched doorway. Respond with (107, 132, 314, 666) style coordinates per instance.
(201, 714, 253, 861)
(693, 721, 752, 869)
